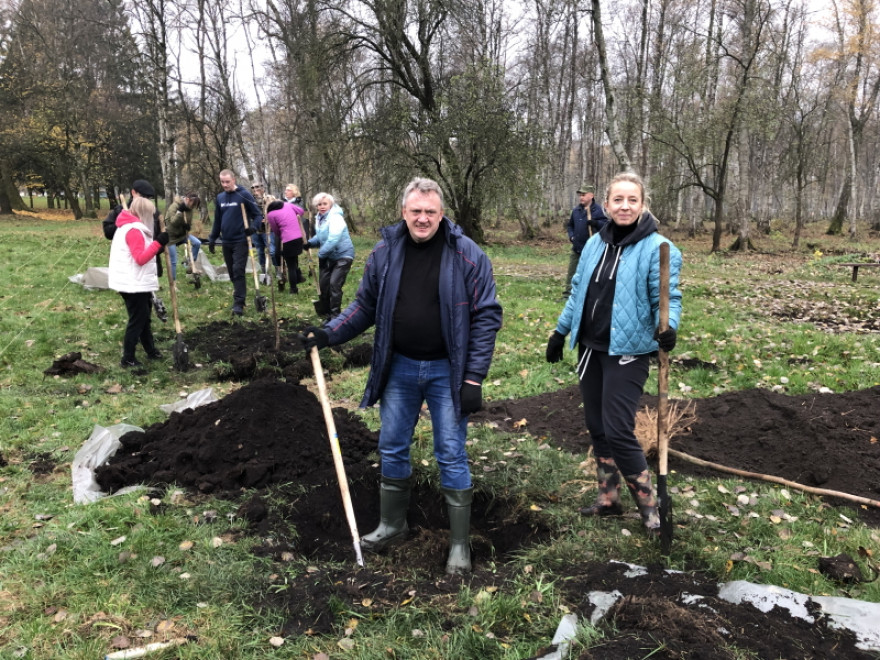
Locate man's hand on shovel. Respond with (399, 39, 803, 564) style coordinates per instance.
(299, 327, 329, 353)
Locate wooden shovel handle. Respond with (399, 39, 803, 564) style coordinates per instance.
(310, 345, 365, 567)
(658, 243, 670, 476)
(158, 214, 183, 334)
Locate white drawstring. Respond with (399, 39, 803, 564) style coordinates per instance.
(577, 346, 593, 380)
(608, 246, 622, 280)
(594, 246, 609, 283)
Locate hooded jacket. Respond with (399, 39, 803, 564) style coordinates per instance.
(209, 185, 262, 245)
(267, 202, 305, 244)
(566, 200, 609, 254)
(555, 211, 682, 356)
(165, 196, 193, 244)
(108, 210, 163, 293)
(304, 204, 354, 260)
(324, 217, 503, 417)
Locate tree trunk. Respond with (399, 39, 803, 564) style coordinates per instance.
(590, 0, 631, 172)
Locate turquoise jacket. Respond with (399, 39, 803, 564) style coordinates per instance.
(304, 204, 354, 260)
(555, 211, 682, 356)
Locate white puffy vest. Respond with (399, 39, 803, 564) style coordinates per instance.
(108, 222, 159, 293)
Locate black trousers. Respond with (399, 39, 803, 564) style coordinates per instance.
(222, 241, 250, 307)
(577, 346, 651, 476)
(120, 291, 156, 360)
(319, 257, 353, 316)
(281, 239, 304, 286)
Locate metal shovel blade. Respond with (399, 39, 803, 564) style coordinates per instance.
(255, 294, 268, 313)
(173, 334, 190, 372)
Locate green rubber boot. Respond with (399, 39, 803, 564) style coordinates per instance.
(361, 477, 410, 551)
(443, 487, 474, 575)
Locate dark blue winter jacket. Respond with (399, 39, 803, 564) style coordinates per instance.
(324, 218, 503, 417)
(566, 201, 608, 254)
(209, 185, 263, 245)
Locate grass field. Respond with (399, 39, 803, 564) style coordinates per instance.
(1, 209, 879, 658)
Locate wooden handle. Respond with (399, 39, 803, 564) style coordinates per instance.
(158, 214, 183, 334)
(241, 203, 261, 290)
(310, 346, 365, 566)
(657, 243, 670, 476)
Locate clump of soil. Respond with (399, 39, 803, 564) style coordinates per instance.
(43, 351, 104, 377)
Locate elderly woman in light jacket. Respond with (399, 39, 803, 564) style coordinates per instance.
(304, 192, 355, 319)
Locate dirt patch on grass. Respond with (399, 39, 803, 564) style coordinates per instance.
(94, 341, 879, 657)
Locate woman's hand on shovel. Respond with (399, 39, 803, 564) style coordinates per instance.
(299, 327, 329, 353)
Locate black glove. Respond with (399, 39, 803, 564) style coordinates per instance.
(460, 382, 482, 415)
(299, 326, 329, 353)
(259, 221, 267, 233)
(546, 331, 565, 363)
(156, 232, 170, 246)
(245, 226, 257, 237)
(208, 241, 216, 254)
(654, 327, 677, 352)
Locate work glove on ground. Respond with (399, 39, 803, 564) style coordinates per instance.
(654, 327, 677, 352)
(300, 326, 329, 353)
(208, 242, 216, 254)
(545, 331, 565, 363)
(245, 226, 257, 237)
(156, 232, 170, 246)
(460, 382, 482, 415)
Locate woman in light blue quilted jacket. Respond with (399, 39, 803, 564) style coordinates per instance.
(545, 172, 682, 536)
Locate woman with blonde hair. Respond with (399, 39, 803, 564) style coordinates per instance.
(546, 172, 682, 536)
(108, 196, 169, 367)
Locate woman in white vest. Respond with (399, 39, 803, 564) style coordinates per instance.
(108, 197, 169, 368)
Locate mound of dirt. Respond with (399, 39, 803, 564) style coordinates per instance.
(472, 384, 880, 525)
(95, 377, 379, 496)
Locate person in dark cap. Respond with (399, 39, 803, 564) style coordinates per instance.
(103, 179, 158, 241)
(563, 184, 608, 298)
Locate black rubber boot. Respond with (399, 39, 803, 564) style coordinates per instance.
(361, 477, 410, 551)
(443, 487, 474, 575)
(624, 470, 660, 536)
(579, 456, 623, 517)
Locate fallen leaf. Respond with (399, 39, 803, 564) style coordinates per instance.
(151, 556, 165, 568)
(717, 485, 730, 494)
(212, 537, 223, 548)
(156, 620, 174, 633)
(110, 536, 126, 546)
(269, 636, 285, 647)
(179, 540, 194, 551)
(513, 418, 528, 429)
(105, 383, 123, 394)
(110, 635, 130, 649)
(53, 610, 68, 623)
(337, 638, 355, 650)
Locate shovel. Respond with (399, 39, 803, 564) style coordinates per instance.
(308, 339, 365, 567)
(300, 212, 329, 316)
(183, 234, 201, 290)
(241, 203, 267, 313)
(657, 242, 672, 554)
(158, 217, 189, 372)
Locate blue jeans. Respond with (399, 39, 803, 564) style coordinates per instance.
(251, 232, 276, 271)
(167, 236, 201, 281)
(378, 353, 471, 490)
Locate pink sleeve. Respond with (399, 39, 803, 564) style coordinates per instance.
(126, 229, 161, 266)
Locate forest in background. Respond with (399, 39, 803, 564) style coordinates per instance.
(1, 0, 879, 250)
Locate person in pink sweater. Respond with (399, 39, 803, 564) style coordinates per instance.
(266, 199, 306, 293)
(108, 197, 169, 367)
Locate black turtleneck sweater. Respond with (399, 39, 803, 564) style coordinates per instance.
(392, 230, 447, 360)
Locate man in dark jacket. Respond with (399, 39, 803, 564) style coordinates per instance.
(208, 169, 263, 316)
(301, 177, 503, 575)
(564, 184, 608, 297)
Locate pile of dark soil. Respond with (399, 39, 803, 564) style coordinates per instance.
(95, 377, 379, 497)
(181, 318, 372, 380)
(472, 384, 880, 525)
